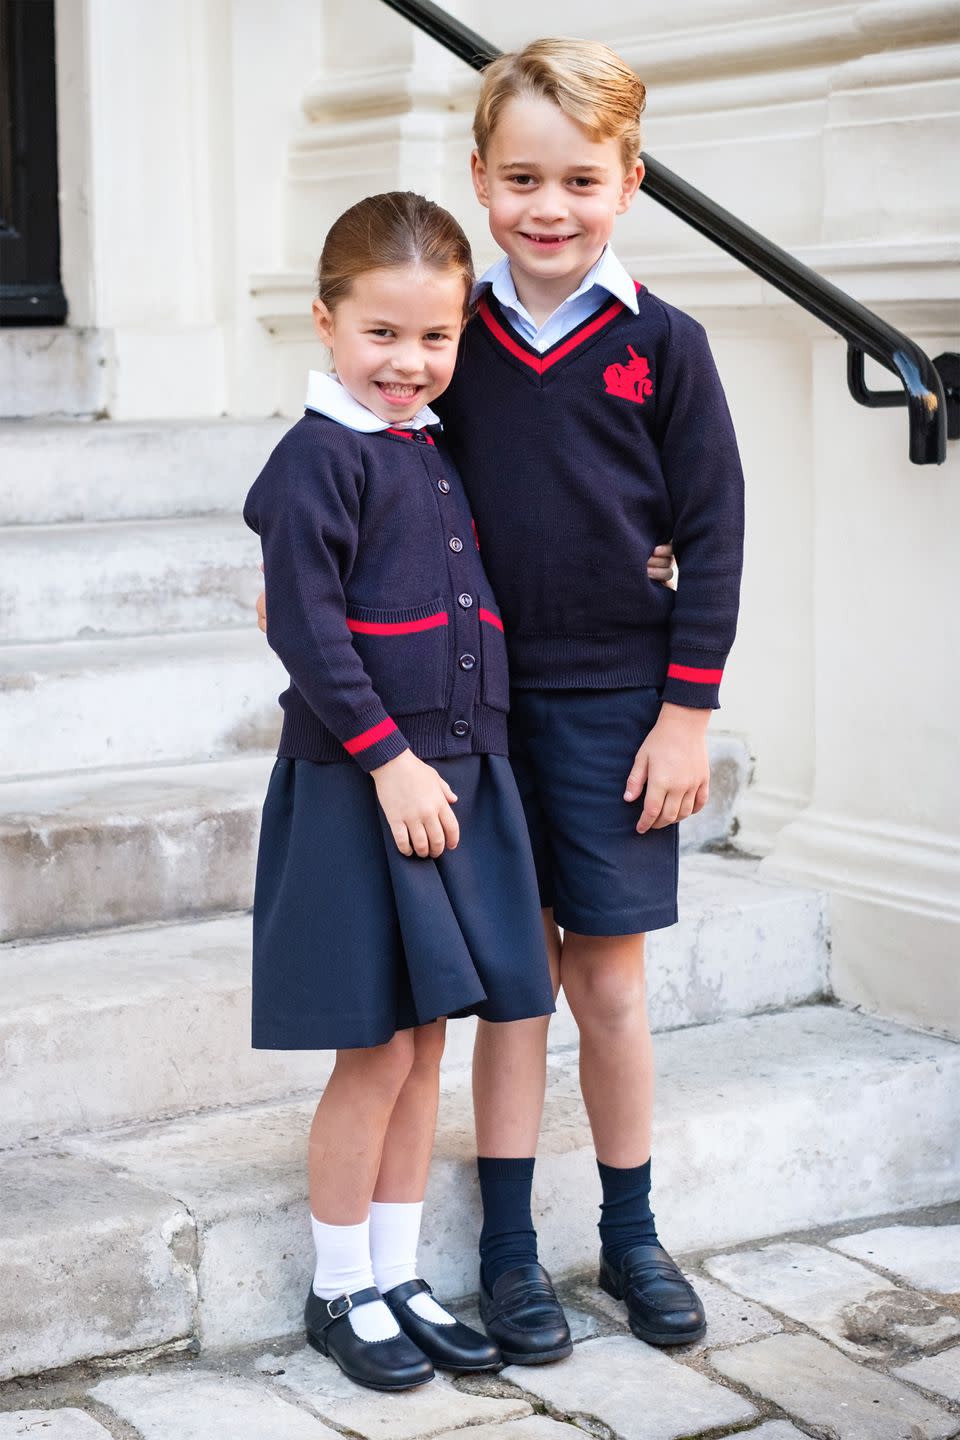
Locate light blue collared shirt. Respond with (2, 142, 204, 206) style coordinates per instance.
(472, 247, 639, 353)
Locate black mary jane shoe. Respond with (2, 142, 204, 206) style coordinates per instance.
(478, 1262, 573, 1366)
(598, 1244, 707, 1346)
(383, 1277, 502, 1373)
(304, 1284, 435, 1392)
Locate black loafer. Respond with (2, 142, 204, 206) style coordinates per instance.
(478, 1262, 573, 1365)
(598, 1244, 706, 1345)
(384, 1277, 501, 1373)
(305, 1285, 435, 1391)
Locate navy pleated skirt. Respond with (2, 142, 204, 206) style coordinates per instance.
(251, 754, 555, 1050)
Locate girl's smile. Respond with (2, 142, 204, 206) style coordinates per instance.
(312, 265, 466, 425)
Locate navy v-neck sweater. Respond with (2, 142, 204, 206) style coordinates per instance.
(243, 414, 509, 771)
(435, 284, 744, 708)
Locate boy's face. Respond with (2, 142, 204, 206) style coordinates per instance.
(471, 96, 643, 299)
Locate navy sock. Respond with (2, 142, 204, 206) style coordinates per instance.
(477, 1156, 538, 1290)
(597, 1158, 659, 1267)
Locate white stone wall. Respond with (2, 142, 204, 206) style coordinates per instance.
(51, 0, 960, 1034)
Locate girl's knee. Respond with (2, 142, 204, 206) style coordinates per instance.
(411, 1019, 446, 1071)
(336, 1029, 416, 1097)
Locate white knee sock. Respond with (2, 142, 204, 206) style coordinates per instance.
(369, 1200, 457, 1326)
(310, 1214, 400, 1342)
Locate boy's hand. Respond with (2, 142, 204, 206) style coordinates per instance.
(647, 542, 676, 588)
(372, 749, 460, 858)
(624, 703, 710, 834)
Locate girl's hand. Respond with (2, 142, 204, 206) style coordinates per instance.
(256, 563, 267, 634)
(624, 703, 710, 833)
(372, 750, 460, 858)
(647, 542, 676, 588)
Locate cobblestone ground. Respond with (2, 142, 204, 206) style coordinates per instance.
(3, 1205, 958, 1440)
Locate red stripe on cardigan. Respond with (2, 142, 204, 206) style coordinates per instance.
(343, 717, 398, 754)
(667, 663, 724, 684)
(478, 608, 504, 632)
(477, 295, 627, 376)
(346, 612, 449, 636)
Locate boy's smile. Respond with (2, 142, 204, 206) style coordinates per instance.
(471, 96, 643, 325)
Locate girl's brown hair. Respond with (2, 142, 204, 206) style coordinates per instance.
(474, 38, 645, 172)
(318, 191, 474, 319)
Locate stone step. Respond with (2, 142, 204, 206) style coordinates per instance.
(0, 515, 262, 642)
(0, 629, 284, 780)
(0, 738, 750, 943)
(0, 855, 827, 1148)
(0, 417, 287, 525)
(2, 1005, 957, 1378)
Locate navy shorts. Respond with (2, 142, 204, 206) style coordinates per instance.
(507, 687, 679, 937)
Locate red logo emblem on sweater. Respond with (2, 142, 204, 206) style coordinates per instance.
(604, 346, 653, 405)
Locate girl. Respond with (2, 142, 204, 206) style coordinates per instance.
(243, 191, 557, 1392)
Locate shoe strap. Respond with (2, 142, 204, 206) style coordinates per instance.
(383, 1277, 432, 1308)
(314, 1284, 382, 1333)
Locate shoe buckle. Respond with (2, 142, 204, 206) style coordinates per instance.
(326, 1293, 352, 1320)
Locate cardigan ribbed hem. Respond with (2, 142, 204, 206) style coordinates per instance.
(507, 628, 669, 691)
(278, 697, 509, 766)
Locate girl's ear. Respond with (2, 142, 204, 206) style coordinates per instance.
(617, 159, 645, 215)
(312, 298, 335, 345)
(470, 149, 491, 208)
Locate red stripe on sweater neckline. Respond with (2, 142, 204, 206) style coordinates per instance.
(477, 281, 641, 376)
(385, 426, 435, 445)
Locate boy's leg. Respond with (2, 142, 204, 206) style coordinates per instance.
(561, 929, 705, 1344)
(471, 913, 571, 1363)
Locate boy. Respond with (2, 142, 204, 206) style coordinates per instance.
(257, 37, 742, 1360)
(436, 37, 743, 1360)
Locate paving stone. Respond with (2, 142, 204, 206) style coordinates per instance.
(262, 1344, 530, 1439)
(705, 1241, 960, 1358)
(502, 1335, 756, 1439)
(831, 1225, 960, 1294)
(433, 1421, 575, 1439)
(0, 1151, 195, 1381)
(894, 1346, 960, 1403)
(711, 1333, 960, 1440)
(91, 1370, 340, 1439)
(736, 1426, 807, 1440)
(0, 1413, 111, 1440)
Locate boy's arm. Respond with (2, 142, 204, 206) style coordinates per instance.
(625, 315, 744, 832)
(243, 437, 410, 774)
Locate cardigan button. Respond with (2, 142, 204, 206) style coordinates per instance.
(451, 719, 471, 738)
(437, 478, 451, 494)
(458, 653, 476, 671)
(448, 536, 463, 553)
(458, 593, 473, 609)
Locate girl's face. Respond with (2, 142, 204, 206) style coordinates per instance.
(313, 264, 467, 424)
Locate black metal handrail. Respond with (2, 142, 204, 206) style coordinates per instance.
(380, 0, 955, 465)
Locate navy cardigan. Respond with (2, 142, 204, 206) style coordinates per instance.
(243, 413, 510, 772)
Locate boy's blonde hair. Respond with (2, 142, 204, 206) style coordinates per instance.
(473, 38, 645, 173)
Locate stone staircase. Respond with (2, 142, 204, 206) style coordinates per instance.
(2, 416, 959, 1386)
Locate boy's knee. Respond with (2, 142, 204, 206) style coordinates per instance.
(562, 941, 647, 1029)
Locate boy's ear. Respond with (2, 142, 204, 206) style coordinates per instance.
(470, 149, 491, 209)
(617, 159, 645, 215)
(312, 298, 335, 345)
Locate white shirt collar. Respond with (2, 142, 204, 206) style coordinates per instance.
(304, 371, 439, 432)
(472, 246, 639, 320)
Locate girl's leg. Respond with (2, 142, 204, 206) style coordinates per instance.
(471, 909, 560, 1287)
(308, 1029, 416, 1342)
(367, 1022, 501, 1369)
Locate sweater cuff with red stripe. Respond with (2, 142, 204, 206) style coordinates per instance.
(341, 708, 411, 773)
(661, 653, 727, 710)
